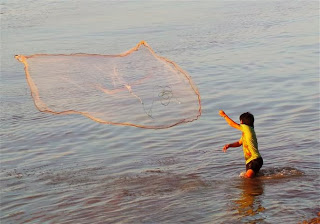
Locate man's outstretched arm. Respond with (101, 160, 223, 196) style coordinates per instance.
(219, 110, 241, 130)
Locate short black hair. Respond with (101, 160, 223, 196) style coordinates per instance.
(240, 112, 254, 128)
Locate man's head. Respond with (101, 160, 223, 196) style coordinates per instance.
(240, 112, 254, 128)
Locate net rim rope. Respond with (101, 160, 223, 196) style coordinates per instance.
(15, 40, 202, 129)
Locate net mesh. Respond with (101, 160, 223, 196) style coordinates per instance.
(15, 41, 201, 129)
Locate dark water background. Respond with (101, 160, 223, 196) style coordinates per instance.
(1, 1, 319, 223)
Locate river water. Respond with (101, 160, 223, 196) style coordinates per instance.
(1, 1, 319, 223)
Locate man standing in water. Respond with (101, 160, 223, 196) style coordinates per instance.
(219, 110, 263, 178)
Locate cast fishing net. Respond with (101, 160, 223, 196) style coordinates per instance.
(15, 41, 201, 129)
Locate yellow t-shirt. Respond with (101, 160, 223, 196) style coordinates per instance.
(240, 124, 261, 164)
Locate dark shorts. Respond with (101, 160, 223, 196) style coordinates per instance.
(246, 157, 263, 173)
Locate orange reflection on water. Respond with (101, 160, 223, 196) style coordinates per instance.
(234, 178, 265, 219)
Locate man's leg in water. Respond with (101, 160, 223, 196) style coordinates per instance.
(245, 169, 255, 178)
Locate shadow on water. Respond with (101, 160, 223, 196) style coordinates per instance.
(1, 165, 210, 223)
(1, 165, 307, 223)
(229, 166, 305, 223)
(110, 170, 208, 199)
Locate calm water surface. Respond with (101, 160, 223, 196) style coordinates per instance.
(1, 1, 319, 223)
